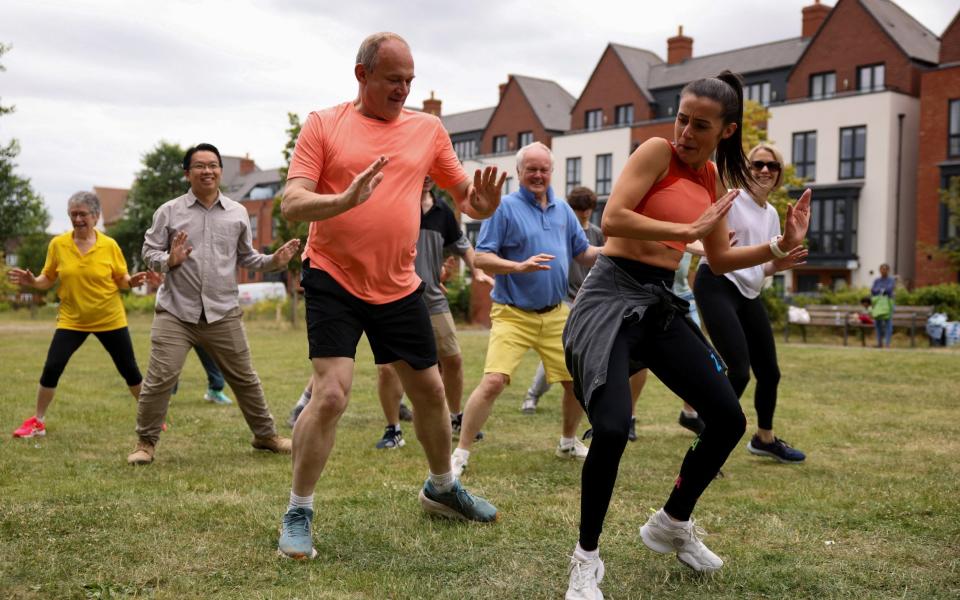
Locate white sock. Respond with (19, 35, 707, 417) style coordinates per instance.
(35, 415, 45, 423)
(452, 447, 470, 462)
(296, 388, 311, 409)
(560, 436, 576, 448)
(288, 491, 313, 511)
(574, 543, 599, 561)
(682, 408, 698, 418)
(429, 470, 456, 493)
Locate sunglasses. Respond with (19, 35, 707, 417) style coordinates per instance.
(750, 160, 781, 172)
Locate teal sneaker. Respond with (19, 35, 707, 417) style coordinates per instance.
(277, 507, 317, 560)
(204, 388, 232, 405)
(418, 479, 498, 523)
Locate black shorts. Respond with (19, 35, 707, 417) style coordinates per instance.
(302, 263, 437, 370)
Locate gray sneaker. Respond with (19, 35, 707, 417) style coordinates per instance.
(640, 509, 722, 572)
(277, 507, 317, 560)
(418, 479, 498, 522)
(520, 395, 538, 414)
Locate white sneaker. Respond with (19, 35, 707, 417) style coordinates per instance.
(639, 509, 723, 572)
(520, 396, 537, 414)
(556, 438, 589, 460)
(565, 553, 604, 599)
(451, 451, 469, 477)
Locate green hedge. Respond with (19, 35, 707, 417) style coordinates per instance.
(766, 283, 960, 322)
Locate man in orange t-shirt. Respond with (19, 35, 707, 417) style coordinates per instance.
(277, 32, 506, 560)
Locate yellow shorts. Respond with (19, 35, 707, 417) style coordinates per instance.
(430, 311, 461, 358)
(484, 302, 572, 384)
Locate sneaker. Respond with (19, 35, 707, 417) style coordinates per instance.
(375, 425, 405, 449)
(565, 554, 605, 600)
(746, 435, 806, 463)
(520, 395, 538, 414)
(287, 404, 304, 428)
(627, 416, 637, 442)
(640, 509, 723, 573)
(450, 413, 484, 442)
(398, 402, 414, 422)
(451, 451, 469, 477)
(13, 416, 45, 438)
(556, 438, 589, 460)
(277, 507, 317, 560)
(582, 428, 593, 441)
(251, 435, 292, 454)
(127, 440, 155, 465)
(204, 388, 232, 405)
(418, 478, 498, 522)
(678, 411, 706, 436)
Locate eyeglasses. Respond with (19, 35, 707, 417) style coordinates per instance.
(69, 211, 93, 219)
(189, 163, 222, 172)
(750, 160, 781, 172)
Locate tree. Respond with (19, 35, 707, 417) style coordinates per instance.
(108, 141, 186, 270)
(270, 112, 308, 325)
(741, 99, 807, 224)
(935, 176, 960, 272)
(0, 43, 50, 248)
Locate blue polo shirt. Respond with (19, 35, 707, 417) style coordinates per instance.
(476, 186, 589, 310)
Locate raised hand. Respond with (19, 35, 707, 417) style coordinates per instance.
(168, 231, 193, 268)
(469, 166, 507, 218)
(7, 267, 36, 287)
(783, 188, 812, 248)
(772, 246, 808, 272)
(145, 271, 165, 287)
(128, 272, 149, 287)
(343, 156, 387, 209)
(272, 238, 302, 269)
(514, 253, 554, 273)
(473, 268, 494, 285)
(688, 189, 737, 241)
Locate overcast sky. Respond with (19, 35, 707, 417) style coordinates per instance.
(2, 0, 958, 232)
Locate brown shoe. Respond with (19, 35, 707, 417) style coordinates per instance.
(127, 440, 155, 465)
(252, 434, 292, 454)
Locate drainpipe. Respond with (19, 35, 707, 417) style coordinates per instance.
(894, 113, 904, 275)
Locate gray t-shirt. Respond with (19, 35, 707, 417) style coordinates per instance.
(416, 198, 471, 314)
(567, 222, 604, 301)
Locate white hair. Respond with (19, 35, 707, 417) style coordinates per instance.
(515, 141, 554, 172)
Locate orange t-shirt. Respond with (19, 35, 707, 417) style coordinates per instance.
(288, 103, 469, 304)
(633, 140, 718, 252)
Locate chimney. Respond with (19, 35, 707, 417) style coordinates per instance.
(239, 154, 255, 175)
(667, 25, 693, 65)
(422, 90, 442, 116)
(499, 82, 508, 99)
(802, 0, 831, 38)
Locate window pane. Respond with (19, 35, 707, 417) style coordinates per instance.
(826, 73, 836, 96)
(841, 129, 853, 159)
(808, 132, 817, 161)
(840, 162, 852, 179)
(858, 67, 871, 91)
(854, 159, 865, 178)
(950, 100, 960, 135)
(812, 76, 823, 99)
(875, 65, 884, 90)
(762, 82, 770, 105)
(810, 200, 821, 233)
(855, 127, 866, 158)
(823, 199, 834, 232)
(793, 133, 804, 162)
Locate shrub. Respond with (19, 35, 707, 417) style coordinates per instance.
(122, 293, 156, 315)
(444, 274, 471, 323)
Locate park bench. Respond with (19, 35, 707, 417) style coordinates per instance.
(784, 304, 935, 347)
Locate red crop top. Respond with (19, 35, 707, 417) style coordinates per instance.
(633, 140, 718, 252)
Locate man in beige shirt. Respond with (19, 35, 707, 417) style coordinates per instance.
(127, 142, 300, 465)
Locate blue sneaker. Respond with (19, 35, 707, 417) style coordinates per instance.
(375, 425, 405, 449)
(747, 435, 806, 463)
(204, 388, 232, 405)
(277, 507, 317, 560)
(418, 478, 498, 523)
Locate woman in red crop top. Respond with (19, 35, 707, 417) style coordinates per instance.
(563, 71, 811, 598)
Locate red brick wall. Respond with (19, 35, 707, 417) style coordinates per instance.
(481, 78, 551, 154)
(571, 46, 654, 131)
(940, 13, 960, 63)
(787, 0, 923, 99)
(915, 66, 960, 286)
(237, 198, 276, 284)
(630, 120, 675, 148)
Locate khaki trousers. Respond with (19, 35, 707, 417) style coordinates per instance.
(135, 308, 276, 445)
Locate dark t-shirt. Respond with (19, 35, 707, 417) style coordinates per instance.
(417, 198, 471, 314)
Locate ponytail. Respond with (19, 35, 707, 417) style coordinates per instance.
(680, 70, 755, 194)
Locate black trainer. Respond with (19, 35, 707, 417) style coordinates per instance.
(375, 425, 405, 449)
(678, 411, 706, 436)
(746, 434, 806, 463)
(450, 412, 484, 442)
(398, 402, 414, 422)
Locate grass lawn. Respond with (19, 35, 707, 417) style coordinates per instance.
(1, 313, 958, 599)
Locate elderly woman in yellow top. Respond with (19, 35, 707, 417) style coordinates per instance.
(8, 191, 148, 438)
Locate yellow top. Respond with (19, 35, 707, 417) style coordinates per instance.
(41, 230, 129, 332)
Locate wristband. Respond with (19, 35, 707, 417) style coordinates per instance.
(769, 236, 789, 259)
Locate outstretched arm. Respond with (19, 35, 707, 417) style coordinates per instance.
(282, 156, 388, 222)
(7, 268, 54, 291)
(448, 166, 506, 220)
(475, 251, 554, 275)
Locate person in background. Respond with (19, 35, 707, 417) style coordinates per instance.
(870, 263, 896, 348)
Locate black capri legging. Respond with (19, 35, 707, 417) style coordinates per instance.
(694, 264, 780, 430)
(39, 327, 143, 388)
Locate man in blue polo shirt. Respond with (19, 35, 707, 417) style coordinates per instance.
(451, 142, 600, 476)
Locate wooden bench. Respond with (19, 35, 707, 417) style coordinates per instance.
(784, 304, 935, 347)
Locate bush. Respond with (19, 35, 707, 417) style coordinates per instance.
(444, 274, 471, 323)
(122, 293, 157, 315)
(760, 287, 787, 324)
(785, 283, 960, 320)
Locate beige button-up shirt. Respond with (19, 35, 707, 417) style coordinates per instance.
(143, 190, 278, 323)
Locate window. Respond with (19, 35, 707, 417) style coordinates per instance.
(5, 253, 17, 266)
(248, 183, 279, 201)
(595, 154, 612, 195)
(585, 109, 603, 131)
(614, 104, 634, 126)
(941, 171, 960, 246)
(839, 126, 866, 179)
(856, 63, 885, 92)
(745, 81, 771, 106)
(810, 72, 836, 100)
(950, 99, 960, 158)
(518, 131, 534, 148)
(566, 157, 582, 195)
(792, 131, 817, 181)
(493, 135, 508, 153)
(806, 190, 858, 258)
(504, 177, 513, 194)
(453, 139, 477, 160)
(797, 274, 820, 293)
(249, 215, 258, 240)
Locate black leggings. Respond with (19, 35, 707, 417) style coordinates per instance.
(39, 327, 143, 388)
(694, 265, 780, 430)
(579, 290, 745, 550)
